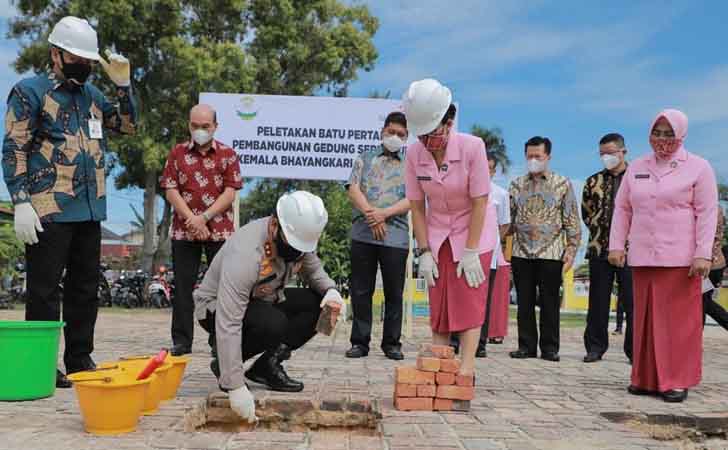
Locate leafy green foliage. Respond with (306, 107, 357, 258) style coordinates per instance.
(470, 125, 510, 173)
(8, 0, 378, 271)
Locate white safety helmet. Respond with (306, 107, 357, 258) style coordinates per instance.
(276, 191, 328, 253)
(48, 16, 101, 61)
(402, 78, 452, 136)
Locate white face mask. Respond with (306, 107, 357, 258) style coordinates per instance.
(601, 153, 621, 170)
(192, 129, 213, 146)
(382, 134, 406, 152)
(527, 158, 547, 174)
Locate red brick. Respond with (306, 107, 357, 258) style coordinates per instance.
(436, 385, 474, 401)
(395, 367, 436, 385)
(455, 374, 474, 387)
(439, 358, 461, 374)
(416, 357, 441, 372)
(433, 398, 453, 411)
(395, 396, 433, 411)
(416, 384, 436, 398)
(394, 383, 417, 398)
(418, 343, 456, 359)
(435, 372, 456, 385)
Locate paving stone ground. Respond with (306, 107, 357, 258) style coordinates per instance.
(2, 308, 728, 450)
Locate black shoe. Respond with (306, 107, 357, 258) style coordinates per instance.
(612, 329, 623, 335)
(66, 356, 97, 375)
(540, 352, 560, 362)
(382, 347, 404, 361)
(345, 345, 369, 358)
(171, 344, 192, 356)
(583, 352, 602, 363)
(627, 385, 654, 396)
(56, 370, 72, 389)
(475, 345, 487, 358)
(245, 344, 303, 392)
(509, 349, 537, 359)
(210, 358, 220, 379)
(662, 389, 688, 403)
(488, 338, 504, 345)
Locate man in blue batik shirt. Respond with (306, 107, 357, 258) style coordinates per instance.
(1, 16, 137, 387)
(345, 112, 410, 361)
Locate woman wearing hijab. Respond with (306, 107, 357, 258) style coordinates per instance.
(609, 109, 718, 402)
(404, 79, 497, 377)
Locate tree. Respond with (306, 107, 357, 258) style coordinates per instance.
(470, 125, 511, 173)
(8, 0, 378, 272)
(719, 183, 728, 203)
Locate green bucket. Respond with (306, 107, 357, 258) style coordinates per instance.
(0, 320, 64, 401)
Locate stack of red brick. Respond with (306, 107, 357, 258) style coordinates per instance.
(393, 344, 474, 411)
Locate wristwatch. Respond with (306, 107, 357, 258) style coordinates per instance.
(202, 211, 212, 222)
(414, 246, 431, 257)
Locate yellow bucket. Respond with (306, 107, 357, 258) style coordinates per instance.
(68, 369, 150, 436)
(100, 361, 171, 415)
(162, 355, 189, 400)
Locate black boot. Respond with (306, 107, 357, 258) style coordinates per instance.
(245, 344, 303, 392)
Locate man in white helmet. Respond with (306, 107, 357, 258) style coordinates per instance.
(193, 191, 345, 422)
(1, 16, 136, 388)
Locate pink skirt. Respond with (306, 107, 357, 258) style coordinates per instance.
(631, 267, 702, 392)
(488, 265, 510, 338)
(429, 240, 492, 334)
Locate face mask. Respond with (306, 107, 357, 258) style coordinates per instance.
(382, 134, 405, 152)
(192, 129, 213, 146)
(60, 52, 92, 85)
(649, 136, 682, 159)
(420, 127, 449, 152)
(275, 229, 303, 262)
(601, 153, 621, 170)
(527, 158, 547, 174)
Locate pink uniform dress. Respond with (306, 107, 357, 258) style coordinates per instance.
(609, 109, 718, 393)
(405, 132, 498, 333)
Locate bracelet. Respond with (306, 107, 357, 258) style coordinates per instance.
(202, 211, 212, 222)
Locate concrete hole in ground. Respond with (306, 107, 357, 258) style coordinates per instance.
(601, 411, 728, 445)
(184, 392, 381, 435)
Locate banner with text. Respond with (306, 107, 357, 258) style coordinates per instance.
(199, 93, 406, 181)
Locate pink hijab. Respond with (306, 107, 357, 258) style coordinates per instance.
(649, 108, 688, 158)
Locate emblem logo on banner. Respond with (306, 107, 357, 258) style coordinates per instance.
(236, 96, 259, 121)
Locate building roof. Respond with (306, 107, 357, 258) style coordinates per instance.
(101, 226, 123, 241)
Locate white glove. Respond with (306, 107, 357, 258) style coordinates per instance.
(456, 248, 486, 289)
(321, 289, 346, 320)
(99, 49, 131, 87)
(14, 203, 44, 245)
(418, 251, 439, 288)
(229, 385, 257, 423)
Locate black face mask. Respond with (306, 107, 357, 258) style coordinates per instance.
(275, 229, 303, 262)
(60, 51, 92, 85)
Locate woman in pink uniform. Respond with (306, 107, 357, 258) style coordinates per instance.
(609, 109, 718, 403)
(404, 79, 497, 377)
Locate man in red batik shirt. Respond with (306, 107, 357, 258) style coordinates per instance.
(160, 104, 242, 356)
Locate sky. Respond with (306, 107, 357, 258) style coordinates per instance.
(1, 0, 727, 245)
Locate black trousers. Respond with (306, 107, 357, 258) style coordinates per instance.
(25, 221, 101, 371)
(583, 258, 634, 359)
(703, 269, 728, 330)
(171, 239, 224, 348)
(200, 288, 323, 360)
(349, 240, 407, 351)
(615, 296, 625, 330)
(511, 257, 563, 354)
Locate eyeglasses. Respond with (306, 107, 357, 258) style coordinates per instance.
(418, 126, 447, 147)
(651, 129, 675, 138)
